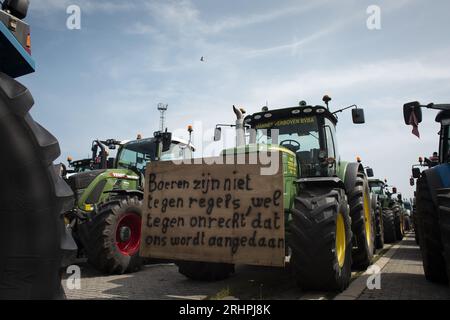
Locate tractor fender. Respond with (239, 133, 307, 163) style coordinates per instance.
(422, 164, 450, 206)
(343, 162, 365, 193)
(0, 73, 74, 299)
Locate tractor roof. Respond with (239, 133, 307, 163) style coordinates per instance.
(244, 105, 337, 127)
(368, 178, 385, 185)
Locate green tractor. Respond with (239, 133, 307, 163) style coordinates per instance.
(368, 179, 405, 243)
(177, 96, 375, 292)
(389, 190, 406, 241)
(403, 199, 413, 232)
(367, 178, 387, 249)
(66, 130, 195, 274)
(369, 179, 396, 244)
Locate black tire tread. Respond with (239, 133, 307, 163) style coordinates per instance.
(382, 209, 396, 244)
(437, 189, 450, 285)
(417, 176, 447, 283)
(0, 72, 73, 300)
(289, 187, 352, 292)
(349, 173, 375, 269)
(79, 197, 143, 275)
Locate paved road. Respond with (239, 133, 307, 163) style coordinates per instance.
(62, 260, 333, 300)
(358, 233, 450, 300)
(62, 233, 450, 300)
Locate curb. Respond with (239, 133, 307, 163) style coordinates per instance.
(334, 242, 401, 300)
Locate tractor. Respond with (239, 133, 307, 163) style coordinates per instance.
(0, 0, 74, 299)
(368, 179, 398, 244)
(405, 101, 450, 285)
(63, 139, 119, 178)
(66, 130, 195, 274)
(388, 189, 406, 242)
(403, 199, 412, 232)
(367, 179, 388, 249)
(176, 96, 375, 292)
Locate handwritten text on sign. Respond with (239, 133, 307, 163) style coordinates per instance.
(140, 158, 285, 267)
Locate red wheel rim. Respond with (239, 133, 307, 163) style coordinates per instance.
(115, 212, 141, 256)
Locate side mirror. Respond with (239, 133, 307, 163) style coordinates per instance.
(366, 168, 374, 178)
(214, 127, 222, 142)
(410, 177, 415, 187)
(403, 101, 423, 125)
(412, 167, 421, 179)
(352, 108, 365, 124)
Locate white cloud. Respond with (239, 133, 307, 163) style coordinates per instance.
(31, 0, 136, 14)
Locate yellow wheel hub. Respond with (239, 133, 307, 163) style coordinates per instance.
(363, 190, 372, 246)
(336, 213, 346, 268)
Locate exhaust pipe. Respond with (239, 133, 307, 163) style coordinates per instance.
(233, 105, 245, 147)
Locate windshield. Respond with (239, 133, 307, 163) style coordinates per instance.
(369, 181, 384, 195)
(117, 139, 157, 173)
(404, 202, 412, 210)
(160, 142, 193, 161)
(253, 116, 321, 177)
(117, 139, 193, 173)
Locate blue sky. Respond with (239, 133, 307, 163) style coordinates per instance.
(18, 0, 450, 198)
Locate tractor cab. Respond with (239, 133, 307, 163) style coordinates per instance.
(404, 101, 450, 165)
(116, 133, 195, 174)
(369, 179, 386, 196)
(243, 99, 365, 178)
(369, 178, 391, 208)
(64, 139, 120, 178)
(245, 104, 338, 177)
(435, 111, 450, 164)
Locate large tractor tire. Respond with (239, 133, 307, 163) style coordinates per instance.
(416, 176, 447, 283)
(382, 209, 396, 243)
(0, 73, 74, 299)
(437, 189, 450, 285)
(290, 187, 352, 292)
(77, 197, 143, 274)
(392, 204, 405, 241)
(374, 202, 385, 250)
(349, 173, 375, 270)
(414, 215, 420, 245)
(176, 261, 235, 281)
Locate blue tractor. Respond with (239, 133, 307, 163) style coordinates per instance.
(0, 0, 74, 299)
(404, 101, 450, 285)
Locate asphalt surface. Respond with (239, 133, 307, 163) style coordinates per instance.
(62, 232, 450, 300)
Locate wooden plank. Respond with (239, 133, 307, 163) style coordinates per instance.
(140, 156, 285, 267)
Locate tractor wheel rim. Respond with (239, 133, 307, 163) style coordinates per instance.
(336, 213, 346, 268)
(363, 189, 372, 247)
(116, 212, 141, 256)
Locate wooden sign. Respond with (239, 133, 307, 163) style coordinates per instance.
(140, 157, 285, 267)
